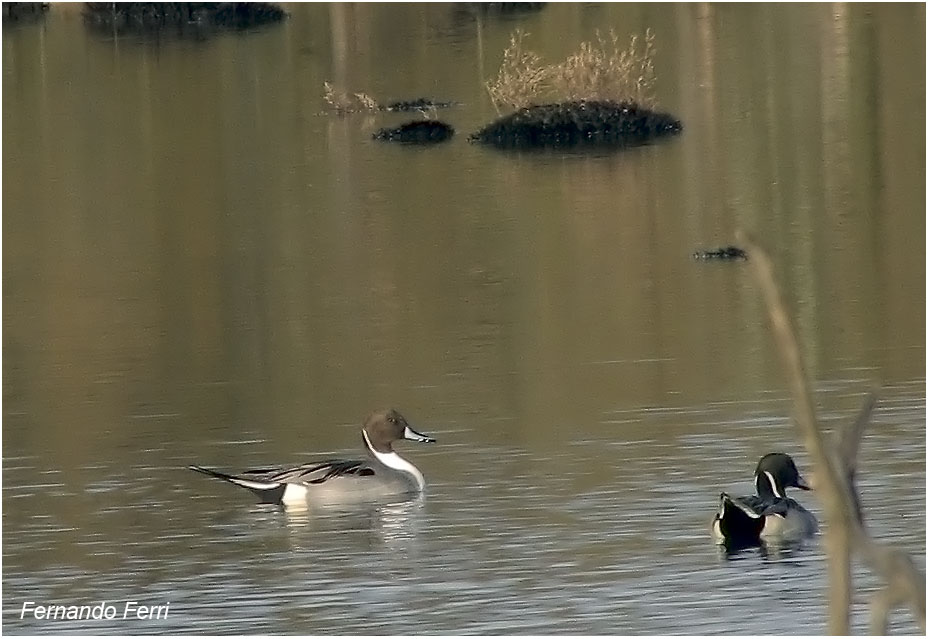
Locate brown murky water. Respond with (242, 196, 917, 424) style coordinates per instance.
(3, 3, 924, 634)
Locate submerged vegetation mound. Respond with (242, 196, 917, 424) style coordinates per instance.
(469, 100, 681, 149)
(373, 121, 455, 144)
(475, 28, 681, 150)
(83, 3, 285, 36)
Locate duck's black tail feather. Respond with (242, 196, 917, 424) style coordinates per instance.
(188, 465, 286, 504)
(715, 493, 765, 548)
(188, 464, 238, 482)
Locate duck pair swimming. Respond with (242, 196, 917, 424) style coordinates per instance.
(190, 411, 818, 549)
(189, 409, 434, 507)
(712, 452, 818, 548)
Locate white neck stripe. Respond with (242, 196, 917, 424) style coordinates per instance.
(763, 471, 782, 498)
(362, 428, 379, 455)
(363, 429, 425, 491)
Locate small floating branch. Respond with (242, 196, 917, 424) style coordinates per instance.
(322, 82, 457, 115)
(692, 246, 748, 261)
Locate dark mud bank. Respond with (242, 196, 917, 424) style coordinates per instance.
(469, 100, 682, 150)
(83, 2, 285, 36)
(3, 3, 48, 25)
(374, 121, 455, 144)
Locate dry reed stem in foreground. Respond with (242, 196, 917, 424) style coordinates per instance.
(738, 230, 925, 635)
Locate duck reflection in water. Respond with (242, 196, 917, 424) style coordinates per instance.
(282, 494, 426, 555)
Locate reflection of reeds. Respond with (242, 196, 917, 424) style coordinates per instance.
(739, 231, 926, 635)
(484, 28, 657, 114)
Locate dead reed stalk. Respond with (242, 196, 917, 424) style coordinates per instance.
(738, 230, 925, 635)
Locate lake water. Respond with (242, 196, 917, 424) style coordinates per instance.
(3, 3, 925, 635)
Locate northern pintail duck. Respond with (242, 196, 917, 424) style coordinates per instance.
(189, 409, 435, 507)
(712, 452, 818, 548)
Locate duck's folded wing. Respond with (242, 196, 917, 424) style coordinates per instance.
(725, 494, 764, 518)
(744, 496, 790, 518)
(189, 459, 378, 504)
(241, 459, 375, 484)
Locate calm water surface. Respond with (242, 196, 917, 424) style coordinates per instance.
(3, 3, 925, 635)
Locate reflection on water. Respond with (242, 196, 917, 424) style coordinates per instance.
(716, 536, 817, 562)
(282, 494, 426, 552)
(3, 2, 925, 636)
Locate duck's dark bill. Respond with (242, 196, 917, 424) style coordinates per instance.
(796, 474, 811, 490)
(403, 426, 435, 443)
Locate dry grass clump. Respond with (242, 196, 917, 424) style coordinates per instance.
(485, 28, 658, 114)
(484, 29, 549, 115)
(323, 81, 379, 114)
(552, 29, 656, 107)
